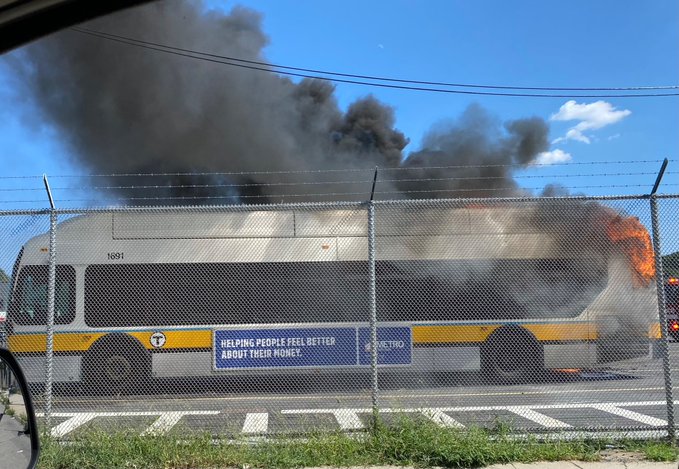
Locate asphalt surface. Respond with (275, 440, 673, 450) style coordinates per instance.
(31, 343, 679, 438)
(39, 368, 673, 437)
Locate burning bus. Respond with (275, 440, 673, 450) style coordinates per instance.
(5, 202, 660, 393)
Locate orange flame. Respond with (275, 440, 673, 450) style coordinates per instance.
(606, 215, 655, 287)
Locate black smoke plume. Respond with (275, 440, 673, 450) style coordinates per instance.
(8, 0, 550, 204)
(399, 107, 549, 198)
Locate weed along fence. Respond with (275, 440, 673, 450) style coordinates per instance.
(1, 194, 678, 438)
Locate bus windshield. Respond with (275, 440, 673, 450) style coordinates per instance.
(10, 265, 76, 325)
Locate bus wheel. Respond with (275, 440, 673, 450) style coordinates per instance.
(83, 334, 150, 395)
(481, 327, 543, 385)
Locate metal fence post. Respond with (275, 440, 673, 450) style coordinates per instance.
(44, 208, 57, 430)
(42, 175, 57, 430)
(650, 194, 675, 441)
(367, 200, 379, 429)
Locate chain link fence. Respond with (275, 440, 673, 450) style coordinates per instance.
(0, 195, 677, 438)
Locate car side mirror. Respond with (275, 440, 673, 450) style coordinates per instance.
(0, 348, 39, 469)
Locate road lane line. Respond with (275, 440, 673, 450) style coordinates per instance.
(242, 413, 269, 434)
(592, 405, 668, 427)
(50, 413, 97, 437)
(505, 407, 571, 428)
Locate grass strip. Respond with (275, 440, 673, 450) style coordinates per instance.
(37, 418, 678, 469)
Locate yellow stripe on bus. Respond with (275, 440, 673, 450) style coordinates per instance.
(412, 323, 592, 344)
(11, 321, 651, 353)
(413, 325, 500, 343)
(9, 332, 106, 353)
(128, 330, 212, 349)
(9, 330, 213, 353)
(523, 323, 593, 341)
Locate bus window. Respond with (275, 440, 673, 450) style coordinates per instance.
(83, 258, 608, 327)
(11, 266, 75, 325)
(84, 262, 369, 327)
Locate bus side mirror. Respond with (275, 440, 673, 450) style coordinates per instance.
(0, 348, 39, 469)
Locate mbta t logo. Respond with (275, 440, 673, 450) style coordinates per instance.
(150, 332, 167, 348)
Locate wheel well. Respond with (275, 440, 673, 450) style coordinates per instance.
(84, 333, 151, 373)
(483, 325, 543, 364)
(81, 333, 151, 394)
(88, 333, 149, 357)
(486, 325, 539, 347)
(480, 325, 544, 385)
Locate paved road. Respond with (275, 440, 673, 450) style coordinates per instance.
(37, 367, 675, 437)
(29, 343, 679, 438)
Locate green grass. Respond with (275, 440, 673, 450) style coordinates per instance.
(37, 418, 678, 469)
(619, 439, 679, 461)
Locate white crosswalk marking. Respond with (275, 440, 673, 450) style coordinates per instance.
(40, 400, 672, 437)
(422, 410, 465, 428)
(331, 409, 365, 430)
(142, 412, 186, 436)
(592, 405, 668, 427)
(39, 411, 221, 437)
(139, 411, 220, 436)
(50, 413, 97, 438)
(242, 413, 269, 434)
(281, 409, 366, 430)
(505, 407, 571, 428)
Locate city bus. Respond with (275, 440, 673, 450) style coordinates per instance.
(5, 205, 660, 393)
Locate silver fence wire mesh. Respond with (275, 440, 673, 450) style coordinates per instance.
(0, 195, 676, 438)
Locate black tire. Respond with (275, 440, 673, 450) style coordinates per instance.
(82, 334, 150, 396)
(481, 326, 543, 385)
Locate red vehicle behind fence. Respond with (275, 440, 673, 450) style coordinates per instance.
(666, 278, 679, 339)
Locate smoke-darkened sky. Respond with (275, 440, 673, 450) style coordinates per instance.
(6, 1, 556, 203)
(0, 0, 676, 207)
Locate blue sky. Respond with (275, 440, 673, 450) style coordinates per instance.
(239, 0, 678, 163)
(0, 0, 677, 267)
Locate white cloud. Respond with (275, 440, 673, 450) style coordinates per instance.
(532, 149, 572, 165)
(550, 100, 631, 144)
